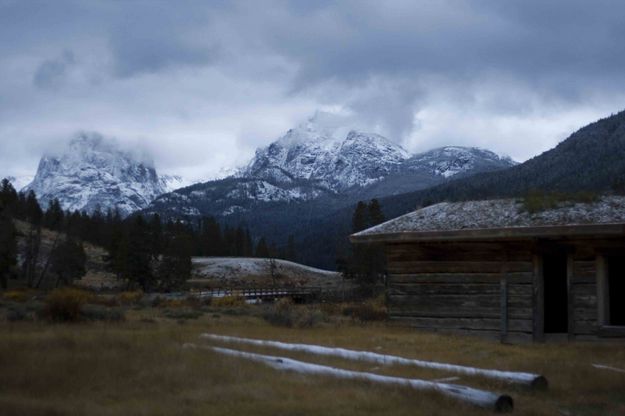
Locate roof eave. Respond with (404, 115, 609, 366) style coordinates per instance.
(350, 223, 625, 244)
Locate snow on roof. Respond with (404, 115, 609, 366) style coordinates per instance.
(352, 196, 625, 240)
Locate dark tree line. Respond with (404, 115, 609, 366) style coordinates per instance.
(337, 199, 387, 293)
(197, 216, 297, 261)
(0, 178, 299, 292)
(1, 179, 87, 289)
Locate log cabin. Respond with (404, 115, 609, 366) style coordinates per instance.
(350, 197, 625, 342)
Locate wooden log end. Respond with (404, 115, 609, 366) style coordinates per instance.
(494, 395, 514, 413)
(530, 375, 548, 390)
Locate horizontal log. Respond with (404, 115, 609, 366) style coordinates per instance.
(572, 261, 596, 281)
(574, 320, 599, 335)
(389, 283, 495, 296)
(573, 308, 598, 320)
(389, 323, 534, 339)
(389, 316, 533, 332)
(571, 284, 597, 296)
(387, 243, 533, 262)
(388, 261, 534, 274)
(570, 275, 597, 284)
(388, 307, 532, 320)
(389, 294, 532, 309)
(572, 294, 597, 308)
(389, 272, 534, 285)
(389, 283, 532, 297)
(597, 326, 625, 338)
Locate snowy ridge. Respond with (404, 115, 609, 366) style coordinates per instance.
(23, 132, 174, 216)
(243, 116, 410, 192)
(405, 146, 515, 178)
(147, 114, 515, 222)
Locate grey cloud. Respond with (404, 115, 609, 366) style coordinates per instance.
(2, 0, 625, 182)
(247, 0, 625, 140)
(33, 50, 75, 90)
(106, 4, 220, 77)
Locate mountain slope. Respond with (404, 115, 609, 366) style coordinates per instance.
(242, 118, 410, 192)
(380, 109, 625, 216)
(292, 109, 625, 268)
(354, 146, 515, 199)
(24, 133, 172, 216)
(147, 115, 514, 225)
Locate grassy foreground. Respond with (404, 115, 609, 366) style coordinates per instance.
(1, 308, 625, 416)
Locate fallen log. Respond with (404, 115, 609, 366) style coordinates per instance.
(200, 333, 547, 389)
(185, 343, 513, 413)
(592, 363, 625, 374)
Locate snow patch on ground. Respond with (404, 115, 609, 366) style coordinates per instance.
(191, 257, 340, 287)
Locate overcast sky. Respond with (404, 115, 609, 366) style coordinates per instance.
(1, 0, 625, 185)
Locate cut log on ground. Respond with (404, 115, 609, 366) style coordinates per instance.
(185, 343, 513, 413)
(200, 333, 547, 389)
(592, 363, 625, 374)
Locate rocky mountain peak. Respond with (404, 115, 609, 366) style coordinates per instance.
(23, 132, 172, 216)
(243, 120, 410, 192)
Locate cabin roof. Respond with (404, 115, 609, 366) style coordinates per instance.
(350, 196, 625, 243)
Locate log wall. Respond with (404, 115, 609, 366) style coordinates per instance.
(384, 238, 625, 341)
(386, 242, 534, 340)
(570, 256, 598, 336)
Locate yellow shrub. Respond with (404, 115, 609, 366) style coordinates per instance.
(89, 294, 120, 307)
(212, 295, 246, 307)
(43, 288, 93, 322)
(341, 298, 388, 322)
(2, 290, 33, 303)
(159, 298, 187, 308)
(117, 291, 143, 305)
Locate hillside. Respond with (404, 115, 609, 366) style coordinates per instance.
(289, 109, 625, 269)
(143, 117, 514, 269)
(12, 220, 118, 290)
(381, 109, 625, 215)
(190, 257, 341, 289)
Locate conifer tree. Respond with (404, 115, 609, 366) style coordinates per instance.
(43, 199, 64, 230)
(244, 229, 254, 257)
(0, 211, 17, 289)
(148, 213, 163, 260)
(285, 235, 296, 262)
(352, 201, 369, 233)
(368, 199, 385, 226)
(126, 215, 154, 291)
(199, 216, 222, 256)
(157, 231, 193, 291)
(255, 237, 270, 258)
(21, 224, 42, 287)
(24, 190, 42, 225)
(50, 237, 87, 287)
(0, 179, 18, 215)
(349, 199, 387, 295)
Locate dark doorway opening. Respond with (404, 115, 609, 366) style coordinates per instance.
(543, 254, 568, 333)
(607, 256, 625, 326)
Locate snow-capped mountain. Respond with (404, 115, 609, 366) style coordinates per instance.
(24, 133, 175, 216)
(146, 115, 516, 222)
(404, 146, 516, 178)
(159, 174, 185, 193)
(243, 118, 410, 192)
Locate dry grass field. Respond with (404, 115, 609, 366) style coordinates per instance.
(1, 301, 625, 416)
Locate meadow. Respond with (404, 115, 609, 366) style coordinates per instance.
(1, 295, 625, 416)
